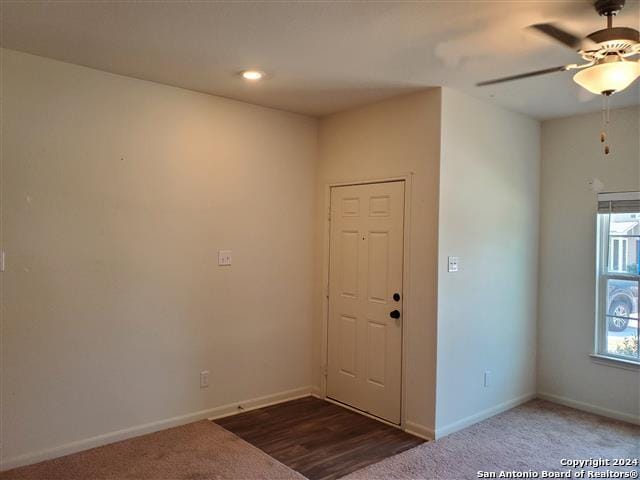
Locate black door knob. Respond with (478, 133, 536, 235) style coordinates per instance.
(390, 310, 401, 319)
(393, 293, 401, 301)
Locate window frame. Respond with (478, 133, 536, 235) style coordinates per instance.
(595, 213, 640, 365)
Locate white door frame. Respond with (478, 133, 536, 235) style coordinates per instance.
(319, 173, 413, 429)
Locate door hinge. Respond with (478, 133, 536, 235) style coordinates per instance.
(322, 364, 328, 377)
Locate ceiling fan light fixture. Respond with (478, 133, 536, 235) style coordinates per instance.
(573, 57, 640, 95)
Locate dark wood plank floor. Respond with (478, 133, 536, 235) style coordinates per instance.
(214, 396, 425, 480)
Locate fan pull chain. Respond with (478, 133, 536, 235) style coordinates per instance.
(600, 95, 611, 156)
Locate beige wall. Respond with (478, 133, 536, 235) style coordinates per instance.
(315, 90, 442, 434)
(436, 88, 540, 436)
(1, 49, 317, 466)
(538, 106, 640, 422)
(6, 42, 627, 468)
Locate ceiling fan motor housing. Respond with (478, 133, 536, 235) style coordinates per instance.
(594, 0, 626, 17)
(586, 27, 640, 52)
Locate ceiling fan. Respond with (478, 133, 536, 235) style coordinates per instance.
(477, 0, 640, 96)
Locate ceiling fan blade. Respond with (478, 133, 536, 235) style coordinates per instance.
(476, 65, 569, 86)
(529, 23, 598, 51)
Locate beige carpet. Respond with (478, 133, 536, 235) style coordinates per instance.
(0, 420, 304, 480)
(341, 399, 640, 480)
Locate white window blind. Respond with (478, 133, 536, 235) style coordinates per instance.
(598, 191, 640, 214)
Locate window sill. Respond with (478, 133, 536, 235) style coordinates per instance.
(590, 354, 640, 371)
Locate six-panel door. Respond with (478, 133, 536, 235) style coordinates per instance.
(327, 181, 404, 424)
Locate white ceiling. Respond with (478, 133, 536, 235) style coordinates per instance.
(2, 0, 639, 119)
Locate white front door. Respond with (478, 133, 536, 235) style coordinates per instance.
(327, 181, 404, 424)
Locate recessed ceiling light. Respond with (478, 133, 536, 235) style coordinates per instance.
(241, 70, 264, 81)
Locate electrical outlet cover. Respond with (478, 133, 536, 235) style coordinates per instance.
(200, 370, 210, 388)
(218, 250, 232, 266)
(448, 256, 459, 273)
(484, 371, 491, 388)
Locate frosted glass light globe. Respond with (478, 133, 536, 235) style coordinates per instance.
(574, 58, 640, 95)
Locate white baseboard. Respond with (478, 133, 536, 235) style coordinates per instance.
(435, 392, 536, 439)
(1, 386, 312, 472)
(404, 421, 435, 441)
(537, 391, 640, 425)
(310, 385, 322, 399)
(206, 386, 312, 421)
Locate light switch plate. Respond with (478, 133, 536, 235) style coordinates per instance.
(218, 250, 232, 266)
(448, 256, 459, 273)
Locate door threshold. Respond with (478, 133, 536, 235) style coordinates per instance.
(325, 396, 401, 428)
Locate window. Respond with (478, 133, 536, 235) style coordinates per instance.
(596, 192, 640, 363)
